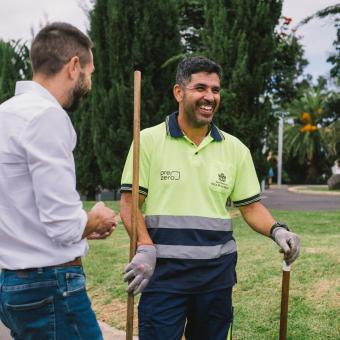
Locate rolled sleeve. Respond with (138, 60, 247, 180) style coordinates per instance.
(121, 131, 151, 196)
(22, 107, 87, 245)
(230, 148, 261, 206)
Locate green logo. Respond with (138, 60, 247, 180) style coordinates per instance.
(218, 173, 226, 182)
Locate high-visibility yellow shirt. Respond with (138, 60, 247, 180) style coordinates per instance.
(121, 112, 260, 293)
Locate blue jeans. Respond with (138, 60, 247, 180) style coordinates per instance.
(0, 266, 103, 340)
(138, 288, 233, 340)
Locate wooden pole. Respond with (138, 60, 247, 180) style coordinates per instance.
(279, 261, 291, 340)
(126, 70, 141, 340)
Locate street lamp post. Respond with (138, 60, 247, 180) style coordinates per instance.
(277, 117, 283, 186)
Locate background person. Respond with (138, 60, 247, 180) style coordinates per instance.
(0, 22, 116, 340)
(120, 56, 300, 340)
(266, 150, 276, 187)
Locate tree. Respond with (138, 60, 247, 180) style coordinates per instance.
(70, 97, 102, 200)
(270, 16, 308, 108)
(327, 18, 340, 82)
(202, 0, 282, 180)
(88, 0, 182, 189)
(284, 87, 333, 183)
(0, 40, 31, 103)
(299, 4, 340, 83)
(179, 0, 205, 53)
(320, 91, 340, 159)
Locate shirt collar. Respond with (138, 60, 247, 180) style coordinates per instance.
(165, 111, 224, 142)
(15, 81, 62, 108)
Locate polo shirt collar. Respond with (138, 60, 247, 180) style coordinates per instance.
(165, 111, 224, 141)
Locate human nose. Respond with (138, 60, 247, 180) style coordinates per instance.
(203, 89, 214, 101)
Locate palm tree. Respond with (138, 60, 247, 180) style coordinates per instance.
(320, 120, 340, 159)
(284, 88, 328, 182)
(283, 6, 340, 183)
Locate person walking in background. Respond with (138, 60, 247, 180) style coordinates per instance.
(0, 22, 116, 340)
(266, 150, 276, 188)
(120, 56, 300, 340)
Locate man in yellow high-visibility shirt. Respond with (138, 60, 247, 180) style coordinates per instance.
(120, 56, 300, 340)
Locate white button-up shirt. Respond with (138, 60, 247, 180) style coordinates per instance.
(0, 81, 88, 269)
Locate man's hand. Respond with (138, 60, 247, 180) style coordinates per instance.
(86, 202, 117, 239)
(84, 202, 116, 238)
(272, 228, 301, 265)
(86, 227, 115, 240)
(124, 245, 156, 295)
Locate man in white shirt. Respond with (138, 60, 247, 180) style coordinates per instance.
(0, 22, 115, 339)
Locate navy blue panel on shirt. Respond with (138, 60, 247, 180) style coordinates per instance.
(148, 228, 233, 246)
(144, 252, 237, 294)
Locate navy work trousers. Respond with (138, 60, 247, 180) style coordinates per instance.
(0, 266, 102, 340)
(138, 288, 233, 340)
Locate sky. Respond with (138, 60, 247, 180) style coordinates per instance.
(0, 0, 338, 81)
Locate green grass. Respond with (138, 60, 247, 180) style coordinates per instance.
(83, 202, 340, 339)
(299, 185, 340, 193)
(82, 201, 127, 298)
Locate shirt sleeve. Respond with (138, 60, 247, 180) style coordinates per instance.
(22, 107, 87, 246)
(121, 131, 151, 196)
(229, 148, 261, 207)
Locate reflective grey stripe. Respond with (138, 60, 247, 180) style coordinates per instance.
(145, 215, 232, 232)
(156, 240, 237, 260)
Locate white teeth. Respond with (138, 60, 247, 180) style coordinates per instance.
(200, 105, 213, 110)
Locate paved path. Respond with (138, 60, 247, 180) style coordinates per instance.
(0, 322, 10, 339)
(261, 186, 340, 211)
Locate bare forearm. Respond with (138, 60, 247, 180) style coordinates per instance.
(82, 211, 98, 238)
(238, 201, 276, 236)
(120, 192, 153, 245)
(239, 202, 301, 265)
(122, 209, 153, 245)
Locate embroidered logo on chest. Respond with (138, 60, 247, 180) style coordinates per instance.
(210, 172, 229, 190)
(218, 173, 226, 182)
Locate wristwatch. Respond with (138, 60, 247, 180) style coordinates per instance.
(270, 222, 289, 239)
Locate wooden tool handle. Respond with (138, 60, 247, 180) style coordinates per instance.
(126, 70, 141, 340)
(279, 261, 291, 340)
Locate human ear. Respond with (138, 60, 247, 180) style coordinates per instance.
(67, 56, 80, 80)
(173, 84, 184, 103)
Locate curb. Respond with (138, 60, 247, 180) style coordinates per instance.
(288, 185, 340, 196)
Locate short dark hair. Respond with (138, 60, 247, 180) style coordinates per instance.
(176, 56, 222, 86)
(30, 22, 93, 76)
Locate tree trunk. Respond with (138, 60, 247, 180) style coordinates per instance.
(87, 189, 97, 201)
(306, 161, 318, 183)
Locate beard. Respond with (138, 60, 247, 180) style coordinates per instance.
(63, 72, 90, 112)
(183, 97, 218, 128)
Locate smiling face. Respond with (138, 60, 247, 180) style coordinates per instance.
(174, 72, 221, 128)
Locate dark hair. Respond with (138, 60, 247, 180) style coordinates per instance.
(176, 56, 222, 86)
(30, 22, 93, 76)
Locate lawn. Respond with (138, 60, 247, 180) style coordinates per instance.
(297, 185, 340, 193)
(83, 201, 340, 339)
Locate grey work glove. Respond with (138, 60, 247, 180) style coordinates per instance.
(123, 245, 156, 295)
(272, 227, 301, 265)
